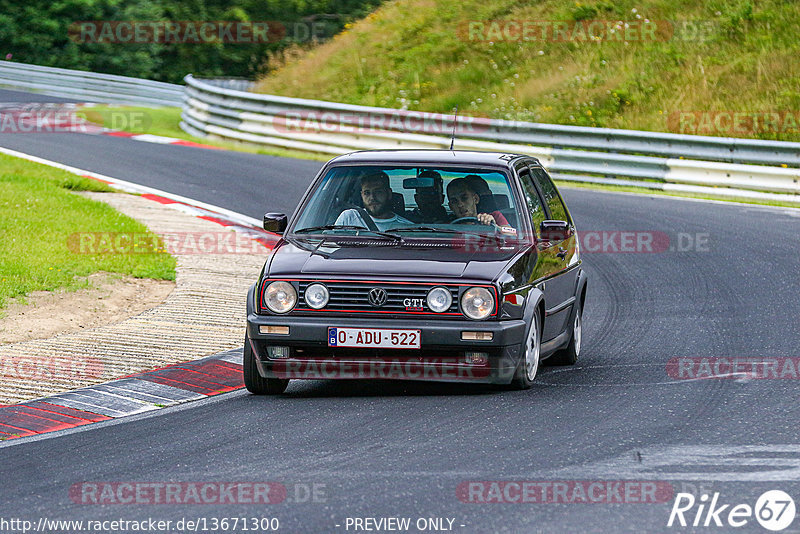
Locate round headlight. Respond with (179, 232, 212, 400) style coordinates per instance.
(426, 287, 452, 313)
(264, 281, 297, 314)
(461, 287, 495, 320)
(304, 283, 329, 309)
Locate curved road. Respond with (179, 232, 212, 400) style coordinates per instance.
(1, 88, 800, 532)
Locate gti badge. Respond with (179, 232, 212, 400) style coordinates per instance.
(403, 297, 424, 312)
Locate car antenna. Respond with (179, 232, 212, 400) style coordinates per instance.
(449, 106, 459, 151)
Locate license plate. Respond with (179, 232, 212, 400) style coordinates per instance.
(328, 328, 421, 349)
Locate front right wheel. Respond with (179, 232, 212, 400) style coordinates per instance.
(243, 334, 289, 395)
(548, 303, 582, 366)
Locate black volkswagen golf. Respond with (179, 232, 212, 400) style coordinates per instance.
(245, 150, 587, 393)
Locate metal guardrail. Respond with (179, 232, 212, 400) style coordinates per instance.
(198, 78, 256, 92)
(0, 61, 183, 107)
(0, 61, 795, 202)
(181, 75, 800, 201)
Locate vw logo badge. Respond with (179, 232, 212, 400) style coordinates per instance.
(368, 287, 387, 307)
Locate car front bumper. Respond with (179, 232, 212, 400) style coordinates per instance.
(246, 314, 527, 385)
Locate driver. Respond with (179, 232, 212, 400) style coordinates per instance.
(335, 171, 412, 231)
(446, 178, 510, 227)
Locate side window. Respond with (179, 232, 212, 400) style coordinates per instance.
(518, 168, 547, 237)
(532, 167, 570, 224)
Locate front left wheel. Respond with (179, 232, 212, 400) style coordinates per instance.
(243, 334, 289, 395)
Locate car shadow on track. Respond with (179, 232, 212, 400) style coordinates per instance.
(276, 379, 505, 398)
(266, 369, 570, 397)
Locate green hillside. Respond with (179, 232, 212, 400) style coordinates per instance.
(254, 0, 800, 141)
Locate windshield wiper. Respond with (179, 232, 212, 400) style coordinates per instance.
(392, 226, 516, 245)
(390, 226, 464, 235)
(391, 226, 502, 239)
(295, 224, 367, 233)
(293, 225, 402, 242)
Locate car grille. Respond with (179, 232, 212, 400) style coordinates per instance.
(296, 281, 461, 315)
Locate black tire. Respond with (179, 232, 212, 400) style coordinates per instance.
(548, 302, 582, 366)
(509, 308, 541, 390)
(243, 334, 289, 395)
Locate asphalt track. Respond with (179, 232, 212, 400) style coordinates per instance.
(2, 88, 800, 533)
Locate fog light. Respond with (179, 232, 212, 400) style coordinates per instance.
(461, 331, 493, 341)
(465, 352, 488, 365)
(304, 283, 329, 309)
(259, 325, 289, 335)
(426, 286, 452, 313)
(267, 346, 291, 359)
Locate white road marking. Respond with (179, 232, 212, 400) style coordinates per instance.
(130, 134, 181, 144)
(545, 445, 800, 481)
(535, 365, 752, 386)
(0, 145, 262, 228)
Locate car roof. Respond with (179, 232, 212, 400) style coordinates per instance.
(328, 149, 539, 168)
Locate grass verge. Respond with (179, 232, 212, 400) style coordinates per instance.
(0, 153, 176, 312)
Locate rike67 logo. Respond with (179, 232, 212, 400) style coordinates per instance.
(668, 490, 796, 531)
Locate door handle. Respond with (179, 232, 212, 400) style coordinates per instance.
(557, 247, 568, 259)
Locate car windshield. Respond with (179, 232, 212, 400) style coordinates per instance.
(291, 164, 520, 238)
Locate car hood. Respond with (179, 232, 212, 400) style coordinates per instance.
(265, 238, 529, 281)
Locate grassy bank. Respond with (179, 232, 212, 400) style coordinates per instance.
(253, 0, 800, 142)
(0, 153, 176, 311)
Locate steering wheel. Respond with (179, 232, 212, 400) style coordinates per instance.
(451, 216, 501, 235)
(341, 202, 379, 232)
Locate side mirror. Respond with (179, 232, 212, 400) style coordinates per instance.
(263, 212, 287, 234)
(539, 220, 571, 242)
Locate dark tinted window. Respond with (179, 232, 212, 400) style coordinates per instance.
(518, 168, 547, 236)
(532, 167, 570, 223)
